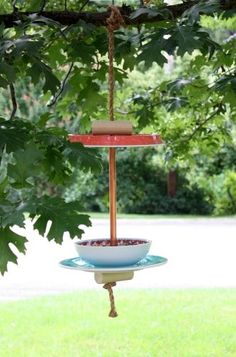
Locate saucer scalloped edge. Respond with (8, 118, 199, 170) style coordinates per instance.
(59, 255, 168, 273)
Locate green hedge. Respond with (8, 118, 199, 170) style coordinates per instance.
(65, 148, 213, 215)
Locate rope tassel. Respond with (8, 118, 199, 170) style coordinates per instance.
(103, 282, 118, 318)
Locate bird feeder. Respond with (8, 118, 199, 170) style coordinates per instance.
(60, 6, 167, 317)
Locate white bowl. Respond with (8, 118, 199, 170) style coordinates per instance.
(74, 238, 151, 267)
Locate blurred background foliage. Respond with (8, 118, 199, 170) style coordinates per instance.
(65, 147, 214, 215)
(64, 143, 236, 216)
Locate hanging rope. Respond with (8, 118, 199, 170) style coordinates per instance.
(102, 6, 124, 318)
(103, 282, 118, 318)
(106, 6, 125, 121)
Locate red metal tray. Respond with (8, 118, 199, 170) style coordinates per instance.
(68, 134, 163, 147)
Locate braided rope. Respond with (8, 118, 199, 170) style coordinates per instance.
(103, 7, 124, 318)
(103, 282, 118, 318)
(106, 6, 125, 121)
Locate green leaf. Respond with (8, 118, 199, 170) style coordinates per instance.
(130, 7, 169, 21)
(0, 75, 8, 88)
(167, 78, 194, 94)
(27, 63, 42, 85)
(46, 41, 66, 67)
(8, 144, 43, 187)
(78, 81, 105, 111)
(0, 62, 16, 82)
(171, 25, 203, 56)
(68, 41, 95, 63)
(64, 142, 102, 174)
(138, 39, 167, 68)
(0, 178, 8, 200)
(13, 37, 43, 57)
(27, 0, 45, 11)
(182, 0, 220, 25)
(214, 73, 236, 92)
(31, 196, 91, 243)
(0, 227, 27, 275)
(36, 127, 67, 146)
(115, 36, 136, 70)
(43, 146, 71, 184)
(0, 202, 25, 228)
(43, 68, 60, 94)
(165, 97, 189, 111)
(28, 59, 60, 94)
(0, 119, 32, 152)
(222, 88, 236, 107)
(37, 112, 51, 128)
(135, 105, 155, 129)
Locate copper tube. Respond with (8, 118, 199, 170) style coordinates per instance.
(109, 147, 117, 246)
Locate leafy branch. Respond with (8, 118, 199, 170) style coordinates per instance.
(189, 67, 236, 90)
(0, 0, 235, 28)
(185, 105, 224, 142)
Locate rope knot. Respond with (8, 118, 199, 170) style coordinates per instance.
(107, 6, 125, 32)
(103, 282, 118, 318)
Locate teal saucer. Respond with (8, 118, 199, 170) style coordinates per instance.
(59, 255, 167, 273)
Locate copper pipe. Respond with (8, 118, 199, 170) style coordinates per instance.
(109, 147, 117, 246)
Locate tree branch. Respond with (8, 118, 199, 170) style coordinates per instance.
(186, 106, 223, 142)
(0, 0, 235, 28)
(48, 62, 74, 107)
(9, 83, 17, 120)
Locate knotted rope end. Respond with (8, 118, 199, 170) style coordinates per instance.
(103, 282, 118, 318)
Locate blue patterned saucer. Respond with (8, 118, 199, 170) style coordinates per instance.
(59, 255, 167, 273)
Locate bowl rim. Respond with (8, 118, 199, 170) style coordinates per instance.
(74, 238, 151, 248)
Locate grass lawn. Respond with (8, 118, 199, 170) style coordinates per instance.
(0, 289, 235, 357)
